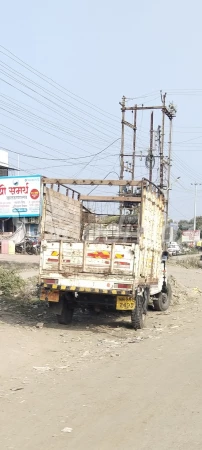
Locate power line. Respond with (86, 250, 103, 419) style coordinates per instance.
(0, 60, 127, 136)
(0, 45, 120, 121)
(0, 138, 120, 163)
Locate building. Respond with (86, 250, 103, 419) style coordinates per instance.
(13, 216, 40, 237)
(0, 166, 41, 237)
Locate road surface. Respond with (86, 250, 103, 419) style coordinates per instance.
(0, 253, 39, 264)
(0, 265, 202, 449)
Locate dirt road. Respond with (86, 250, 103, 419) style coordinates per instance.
(1, 265, 202, 449)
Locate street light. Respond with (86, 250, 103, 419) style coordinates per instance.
(167, 176, 181, 191)
(191, 183, 202, 231)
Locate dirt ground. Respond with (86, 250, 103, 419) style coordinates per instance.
(1, 262, 202, 449)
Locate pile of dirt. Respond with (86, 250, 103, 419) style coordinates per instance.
(169, 274, 202, 308)
(170, 257, 202, 270)
(169, 275, 189, 305)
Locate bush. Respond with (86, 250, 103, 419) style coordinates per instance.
(0, 267, 26, 297)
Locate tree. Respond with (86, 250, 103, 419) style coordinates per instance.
(176, 216, 202, 240)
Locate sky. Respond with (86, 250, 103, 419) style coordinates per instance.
(0, 0, 202, 220)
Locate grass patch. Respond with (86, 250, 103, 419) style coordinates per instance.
(0, 267, 26, 297)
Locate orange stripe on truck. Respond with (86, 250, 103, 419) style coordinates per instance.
(87, 251, 124, 260)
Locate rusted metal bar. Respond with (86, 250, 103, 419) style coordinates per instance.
(42, 179, 144, 187)
(123, 120, 134, 130)
(80, 195, 142, 203)
(122, 105, 163, 111)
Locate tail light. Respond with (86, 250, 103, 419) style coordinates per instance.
(43, 279, 58, 284)
(114, 283, 132, 289)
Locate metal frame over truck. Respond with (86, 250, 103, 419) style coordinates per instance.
(39, 178, 171, 329)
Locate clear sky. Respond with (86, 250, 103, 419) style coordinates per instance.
(0, 0, 202, 220)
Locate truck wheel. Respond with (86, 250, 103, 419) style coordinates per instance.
(153, 282, 172, 312)
(56, 295, 74, 325)
(131, 294, 147, 330)
(57, 306, 74, 325)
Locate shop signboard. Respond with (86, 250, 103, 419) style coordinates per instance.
(0, 175, 41, 218)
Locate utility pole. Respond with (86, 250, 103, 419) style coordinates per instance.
(131, 106, 137, 189)
(191, 183, 202, 231)
(166, 117, 173, 219)
(157, 125, 161, 183)
(149, 111, 154, 182)
(119, 95, 176, 199)
(119, 96, 126, 196)
(160, 92, 166, 189)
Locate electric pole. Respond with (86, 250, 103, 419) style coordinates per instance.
(165, 117, 173, 220)
(119, 95, 176, 203)
(119, 95, 126, 196)
(131, 106, 137, 189)
(149, 111, 154, 182)
(191, 183, 202, 231)
(160, 92, 166, 189)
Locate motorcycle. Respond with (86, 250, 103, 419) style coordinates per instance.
(15, 243, 24, 253)
(15, 238, 40, 255)
(32, 242, 40, 255)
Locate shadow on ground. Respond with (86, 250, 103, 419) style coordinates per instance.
(0, 296, 137, 333)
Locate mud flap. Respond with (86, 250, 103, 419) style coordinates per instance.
(40, 289, 59, 302)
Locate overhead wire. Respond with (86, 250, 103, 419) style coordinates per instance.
(0, 137, 120, 164)
(0, 60, 128, 136)
(0, 46, 165, 126)
(0, 45, 121, 121)
(1, 46, 192, 193)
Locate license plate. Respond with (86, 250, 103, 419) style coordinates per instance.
(116, 296, 135, 310)
(40, 290, 59, 302)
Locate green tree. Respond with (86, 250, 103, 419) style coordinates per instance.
(177, 216, 202, 240)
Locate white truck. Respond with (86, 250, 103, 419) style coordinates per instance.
(39, 178, 171, 329)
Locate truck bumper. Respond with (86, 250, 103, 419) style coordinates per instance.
(40, 285, 135, 311)
(40, 283, 132, 297)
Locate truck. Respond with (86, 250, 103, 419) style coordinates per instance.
(167, 242, 181, 256)
(39, 178, 171, 330)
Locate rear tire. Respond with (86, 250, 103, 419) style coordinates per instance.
(57, 307, 74, 325)
(131, 293, 147, 330)
(57, 305, 74, 325)
(56, 294, 74, 325)
(153, 282, 172, 312)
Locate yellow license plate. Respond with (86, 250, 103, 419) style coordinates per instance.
(40, 290, 59, 302)
(116, 296, 135, 311)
